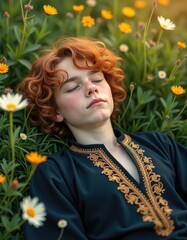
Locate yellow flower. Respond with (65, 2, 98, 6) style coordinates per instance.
(119, 22, 132, 34)
(122, 7, 136, 18)
(0, 63, 9, 74)
(73, 5, 84, 14)
(0, 174, 6, 184)
(158, 0, 170, 6)
(157, 16, 176, 30)
(0, 93, 28, 112)
(25, 151, 47, 165)
(177, 41, 186, 49)
(171, 86, 186, 95)
(101, 10, 113, 20)
(81, 16, 95, 27)
(134, 0, 146, 9)
(43, 5, 58, 16)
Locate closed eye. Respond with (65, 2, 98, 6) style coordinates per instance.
(66, 85, 80, 92)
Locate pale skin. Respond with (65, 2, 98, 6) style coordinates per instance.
(54, 57, 140, 182)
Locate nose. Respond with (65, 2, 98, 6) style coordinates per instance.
(85, 82, 98, 97)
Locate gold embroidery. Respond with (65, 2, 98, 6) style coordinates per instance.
(70, 135, 175, 236)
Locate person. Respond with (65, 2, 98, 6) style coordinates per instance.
(18, 36, 187, 240)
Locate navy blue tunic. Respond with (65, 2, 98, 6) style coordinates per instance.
(24, 130, 187, 239)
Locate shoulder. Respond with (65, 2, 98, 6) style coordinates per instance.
(33, 147, 74, 180)
(125, 130, 175, 154)
(127, 130, 170, 144)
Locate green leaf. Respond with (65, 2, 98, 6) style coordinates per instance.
(13, 25, 21, 44)
(18, 59, 31, 69)
(24, 44, 41, 54)
(0, 74, 8, 81)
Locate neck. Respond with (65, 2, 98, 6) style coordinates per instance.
(69, 120, 117, 148)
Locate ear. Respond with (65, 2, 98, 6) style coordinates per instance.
(55, 113, 64, 122)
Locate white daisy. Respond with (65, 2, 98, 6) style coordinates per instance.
(158, 70, 167, 79)
(157, 16, 176, 30)
(0, 93, 28, 112)
(119, 44, 129, 53)
(86, 0, 97, 7)
(20, 133, 27, 140)
(58, 219, 68, 229)
(20, 196, 47, 228)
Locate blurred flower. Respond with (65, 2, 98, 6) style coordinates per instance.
(0, 93, 28, 112)
(135, 31, 141, 39)
(81, 16, 95, 27)
(147, 73, 154, 82)
(149, 40, 156, 47)
(43, 5, 58, 16)
(122, 7, 136, 18)
(119, 44, 129, 53)
(150, 28, 157, 35)
(101, 10, 113, 20)
(158, 70, 167, 79)
(86, 0, 97, 7)
(158, 0, 170, 6)
(0, 174, 6, 184)
(171, 86, 186, 95)
(4, 88, 13, 94)
(119, 22, 132, 34)
(130, 83, 135, 92)
(20, 196, 47, 228)
(175, 59, 181, 66)
(58, 219, 68, 228)
(177, 41, 186, 49)
(153, 0, 158, 8)
(24, 4, 34, 11)
(0, 63, 9, 74)
(25, 151, 47, 165)
(1, 56, 7, 63)
(138, 21, 145, 30)
(134, 0, 146, 9)
(165, 115, 170, 122)
(73, 5, 84, 14)
(157, 16, 176, 30)
(66, 12, 74, 18)
(3, 11, 10, 18)
(10, 179, 19, 190)
(20, 133, 27, 140)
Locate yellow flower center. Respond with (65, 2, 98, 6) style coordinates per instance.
(6, 103, 17, 110)
(27, 208, 36, 218)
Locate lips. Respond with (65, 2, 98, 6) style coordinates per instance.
(87, 98, 105, 109)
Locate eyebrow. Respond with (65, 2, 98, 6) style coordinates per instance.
(64, 70, 101, 85)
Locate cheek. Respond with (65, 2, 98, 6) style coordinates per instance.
(61, 95, 81, 110)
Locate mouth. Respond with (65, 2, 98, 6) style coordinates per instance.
(87, 98, 106, 109)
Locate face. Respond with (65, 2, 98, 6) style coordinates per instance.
(54, 57, 114, 132)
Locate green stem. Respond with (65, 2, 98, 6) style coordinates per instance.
(142, 4, 156, 82)
(57, 229, 64, 240)
(76, 14, 81, 36)
(173, 103, 187, 121)
(113, 0, 118, 34)
(120, 89, 133, 120)
(156, 29, 163, 46)
(9, 112, 15, 182)
(168, 58, 185, 81)
(167, 95, 176, 115)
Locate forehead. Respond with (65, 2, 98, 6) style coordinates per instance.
(56, 57, 99, 81)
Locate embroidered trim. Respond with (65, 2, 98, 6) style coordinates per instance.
(70, 135, 175, 236)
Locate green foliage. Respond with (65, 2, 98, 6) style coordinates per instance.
(0, 0, 187, 239)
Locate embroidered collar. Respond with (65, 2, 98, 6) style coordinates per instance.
(70, 131, 175, 237)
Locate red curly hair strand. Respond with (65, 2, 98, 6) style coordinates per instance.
(17, 37, 126, 138)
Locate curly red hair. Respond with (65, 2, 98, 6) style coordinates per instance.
(17, 37, 126, 138)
